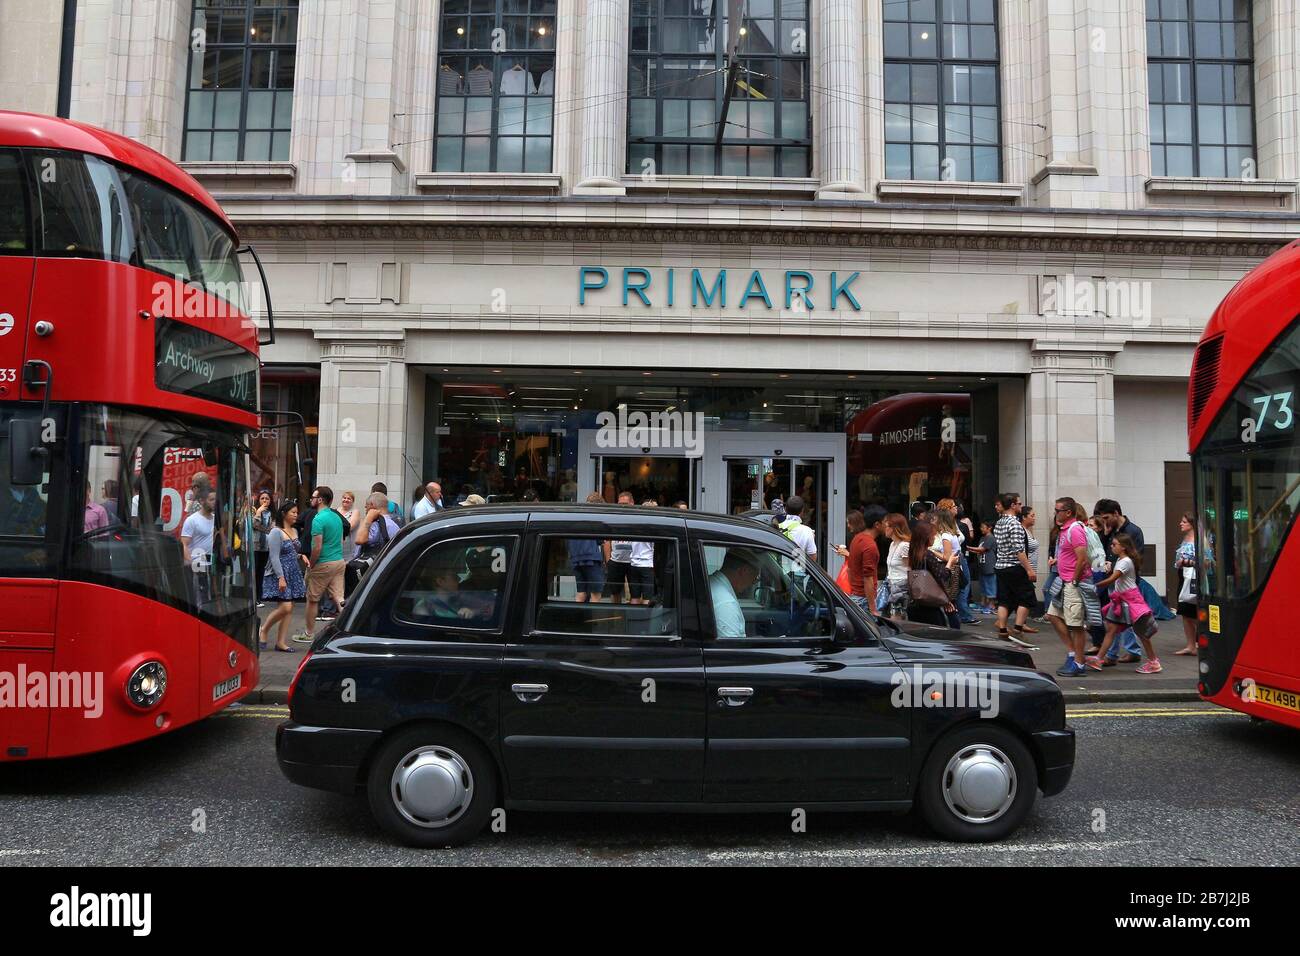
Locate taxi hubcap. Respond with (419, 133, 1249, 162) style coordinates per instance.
(391, 745, 474, 828)
(941, 744, 1017, 824)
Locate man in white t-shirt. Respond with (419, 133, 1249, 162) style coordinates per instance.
(776, 495, 817, 560)
(181, 489, 217, 605)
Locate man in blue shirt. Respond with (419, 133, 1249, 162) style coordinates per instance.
(708, 550, 761, 639)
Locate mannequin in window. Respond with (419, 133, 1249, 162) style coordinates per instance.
(438, 62, 463, 94)
(467, 63, 493, 94)
(500, 62, 534, 95)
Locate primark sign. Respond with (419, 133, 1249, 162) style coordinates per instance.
(578, 266, 863, 311)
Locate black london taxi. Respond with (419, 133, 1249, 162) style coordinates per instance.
(276, 504, 1075, 847)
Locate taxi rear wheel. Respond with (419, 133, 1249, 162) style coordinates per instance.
(366, 725, 497, 848)
(916, 724, 1037, 842)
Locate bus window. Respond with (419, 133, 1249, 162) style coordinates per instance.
(0, 150, 31, 254)
(1195, 319, 1300, 599)
(29, 152, 133, 263)
(120, 168, 245, 312)
(68, 405, 255, 624)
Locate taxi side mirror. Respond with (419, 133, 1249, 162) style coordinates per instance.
(833, 607, 856, 644)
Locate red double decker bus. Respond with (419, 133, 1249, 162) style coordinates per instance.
(1189, 239, 1300, 729)
(0, 111, 275, 759)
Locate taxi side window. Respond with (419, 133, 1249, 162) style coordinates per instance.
(394, 536, 515, 630)
(532, 535, 678, 637)
(703, 543, 835, 640)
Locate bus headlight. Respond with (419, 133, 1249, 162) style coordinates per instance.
(126, 661, 168, 709)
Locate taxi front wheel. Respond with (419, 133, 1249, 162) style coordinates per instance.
(916, 724, 1037, 842)
(366, 725, 498, 848)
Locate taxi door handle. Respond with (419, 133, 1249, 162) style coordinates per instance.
(717, 686, 754, 707)
(512, 683, 549, 703)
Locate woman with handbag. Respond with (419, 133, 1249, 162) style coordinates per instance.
(1174, 512, 1198, 656)
(907, 521, 962, 628)
(883, 513, 913, 620)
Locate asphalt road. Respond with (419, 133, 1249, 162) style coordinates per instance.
(1, 704, 1296, 867)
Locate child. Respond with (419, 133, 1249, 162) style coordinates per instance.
(968, 520, 998, 613)
(1086, 534, 1161, 673)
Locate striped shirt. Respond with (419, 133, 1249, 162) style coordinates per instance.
(993, 514, 1029, 569)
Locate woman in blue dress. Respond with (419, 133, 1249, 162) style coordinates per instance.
(259, 501, 310, 651)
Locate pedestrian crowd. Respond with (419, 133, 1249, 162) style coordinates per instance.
(836, 493, 1194, 677)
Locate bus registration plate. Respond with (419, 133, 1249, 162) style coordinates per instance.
(212, 674, 243, 702)
(1255, 684, 1299, 714)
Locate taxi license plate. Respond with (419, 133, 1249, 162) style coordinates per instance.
(1254, 683, 1300, 714)
(212, 674, 242, 702)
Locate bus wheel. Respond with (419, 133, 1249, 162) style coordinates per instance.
(916, 725, 1037, 842)
(366, 725, 497, 848)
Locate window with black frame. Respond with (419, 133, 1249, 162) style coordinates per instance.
(1146, 0, 1254, 178)
(883, 0, 1001, 182)
(183, 0, 299, 162)
(627, 0, 811, 178)
(434, 0, 557, 173)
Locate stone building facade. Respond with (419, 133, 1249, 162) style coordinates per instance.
(7, 0, 1300, 596)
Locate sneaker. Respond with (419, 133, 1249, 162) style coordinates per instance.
(1136, 659, 1163, 674)
(1055, 661, 1087, 677)
(256, 602, 265, 609)
(291, 630, 313, 644)
(1083, 656, 1105, 671)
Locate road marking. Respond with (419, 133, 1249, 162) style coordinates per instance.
(0, 849, 44, 858)
(708, 838, 1153, 862)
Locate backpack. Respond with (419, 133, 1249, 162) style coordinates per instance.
(1082, 524, 1107, 570)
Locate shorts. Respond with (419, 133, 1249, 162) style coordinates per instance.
(1048, 582, 1087, 628)
(572, 561, 605, 594)
(605, 561, 652, 600)
(628, 565, 654, 600)
(980, 573, 996, 599)
(995, 565, 1036, 613)
(307, 559, 346, 606)
(1177, 601, 1197, 619)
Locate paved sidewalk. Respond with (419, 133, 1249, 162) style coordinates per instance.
(245, 605, 1201, 706)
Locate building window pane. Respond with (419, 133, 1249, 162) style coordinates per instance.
(884, 0, 1001, 182)
(183, 1, 299, 162)
(625, 0, 812, 177)
(433, 1, 555, 172)
(1146, 0, 1254, 177)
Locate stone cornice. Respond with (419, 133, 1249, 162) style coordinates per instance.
(234, 220, 1286, 259)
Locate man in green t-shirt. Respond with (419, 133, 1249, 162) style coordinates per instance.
(305, 485, 348, 636)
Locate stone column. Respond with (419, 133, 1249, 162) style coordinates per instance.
(70, 0, 190, 157)
(574, 0, 628, 194)
(814, 0, 866, 197)
(1026, 342, 1121, 527)
(295, 0, 407, 195)
(315, 332, 411, 507)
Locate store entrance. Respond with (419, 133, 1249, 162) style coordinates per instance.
(725, 457, 830, 563)
(596, 454, 696, 506)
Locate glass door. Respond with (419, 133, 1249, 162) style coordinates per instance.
(597, 454, 696, 507)
(791, 459, 828, 562)
(726, 457, 792, 516)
